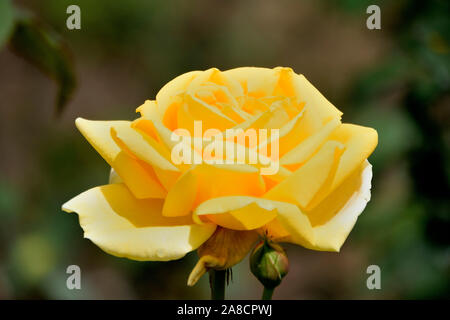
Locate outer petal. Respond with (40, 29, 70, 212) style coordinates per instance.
(266, 160, 374, 251)
(75, 117, 123, 165)
(136, 100, 159, 120)
(327, 124, 378, 191)
(264, 123, 377, 212)
(62, 184, 216, 261)
(194, 160, 373, 252)
(291, 71, 343, 122)
(303, 160, 373, 251)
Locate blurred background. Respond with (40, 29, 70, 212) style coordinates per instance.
(0, 0, 448, 299)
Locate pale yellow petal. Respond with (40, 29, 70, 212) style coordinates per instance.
(62, 184, 216, 261)
(109, 168, 122, 184)
(136, 100, 159, 120)
(75, 118, 123, 166)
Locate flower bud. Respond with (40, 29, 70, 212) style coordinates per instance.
(250, 239, 289, 289)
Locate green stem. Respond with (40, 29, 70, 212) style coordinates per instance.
(209, 269, 226, 300)
(262, 287, 274, 300)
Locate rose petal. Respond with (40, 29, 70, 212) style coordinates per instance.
(62, 184, 216, 261)
(204, 202, 277, 231)
(264, 140, 344, 208)
(110, 123, 179, 172)
(112, 151, 167, 198)
(327, 124, 378, 192)
(162, 164, 266, 218)
(223, 67, 279, 97)
(162, 169, 198, 217)
(303, 161, 373, 251)
(280, 118, 341, 165)
(156, 70, 201, 119)
(75, 118, 166, 199)
(193, 196, 314, 246)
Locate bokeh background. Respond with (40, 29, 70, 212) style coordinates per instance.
(0, 0, 449, 299)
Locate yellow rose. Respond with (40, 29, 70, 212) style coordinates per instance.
(62, 67, 377, 284)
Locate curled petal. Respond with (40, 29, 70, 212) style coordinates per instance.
(265, 123, 377, 212)
(62, 184, 216, 261)
(267, 160, 374, 251)
(303, 160, 373, 251)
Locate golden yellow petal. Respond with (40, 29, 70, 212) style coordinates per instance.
(156, 70, 201, 119)
(112, 151, 167, 199)
(302, 161, 373, 251)
(75, 118, 166, 199)
(110, 123, 179, 172)
(162, 169, 198, 217)
(264, 140, 344, 208)
(193, 196, 314, 247)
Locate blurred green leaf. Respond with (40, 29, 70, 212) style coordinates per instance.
(9, 233, 56, 287)
(0, 0, 15, 48)
(9, 18, 76, 115)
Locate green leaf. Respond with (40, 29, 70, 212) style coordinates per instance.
(9, 18, 76, 115)
(0, 0, 15, 48)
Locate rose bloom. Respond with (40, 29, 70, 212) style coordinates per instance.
(62, 67, 377, 285)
